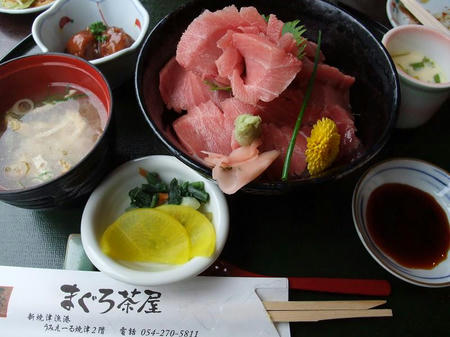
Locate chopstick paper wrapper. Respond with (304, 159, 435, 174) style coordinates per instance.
(0, 266, 289, 337)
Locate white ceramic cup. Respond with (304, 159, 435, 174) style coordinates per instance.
(382, 25, 450, 129)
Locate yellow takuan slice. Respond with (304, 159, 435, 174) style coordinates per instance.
(156, 205, 216, 258)
(100, 208, 190, 264)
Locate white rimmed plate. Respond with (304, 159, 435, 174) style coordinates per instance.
(353, 158, 450, 287)
(0, 0, 54, 14)
(386, 0, 450, 29)
(80, 155, 229, 286)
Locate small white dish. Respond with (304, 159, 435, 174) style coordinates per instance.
(382, 25, 450, 128)
(32, 0, 149, 88)
(386, 0, 449, 30)
(353, 158, 450, 288)
(0, 0, 53, 14)
(81, 155, 229, 286)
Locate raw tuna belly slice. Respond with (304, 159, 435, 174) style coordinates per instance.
(159, 57, 211, 112)
(300, 57, 355, 90)
(260, 123, 309, 179)
(176, 6, 242, 79)
(266, 14, 284, 42)
(266, 14, 299, 56)
(215, 43, 243, 84)
(239, 6, 268, 32)
(173, 101, 232, 159)
(159, 57, 231, 112)
(230, 33, 302, 105)
(323, 105, 361, 160)
(176, 6, 268, 81)
(301, 81, 352, 126)
(256, 87, 304, 127)
(304, 41, 325, 63)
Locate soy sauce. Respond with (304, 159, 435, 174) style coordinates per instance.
(366, 183, 450, 269)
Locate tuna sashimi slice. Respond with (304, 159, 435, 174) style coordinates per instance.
(215, 44, 243, 84)
(267, 15, 299, 56)
(239, 6, 268, 33)
(301, 81, 352, 126)
(323, 105, 361, 160)
(256, 87, 304, 127)
(266, 14, 284, 43)
(278, 33, 299, 56)
(299, 57, 355, 90)
(176, 6, 269, 81)
(304, 41, 325, 63)
(176, 6, 244, 80)
(173, 101, 232, 158)
(230, 33, 302, 105)
(159, 57, 231, 112)
(260, 123, 309, 179)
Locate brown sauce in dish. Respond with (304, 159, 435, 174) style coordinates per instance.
(366, 183, 450, 269)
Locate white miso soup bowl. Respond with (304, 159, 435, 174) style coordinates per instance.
(32, 0, 149, 88)
(382, 25, 450, 129)
(81, 155, 229, 286)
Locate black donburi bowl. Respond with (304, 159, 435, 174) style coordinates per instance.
(135, 0, 399, 194)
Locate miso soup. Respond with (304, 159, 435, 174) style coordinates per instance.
(0, 83, 107, 190)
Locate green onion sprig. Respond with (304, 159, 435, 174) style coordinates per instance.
(281, 30, 322, 181)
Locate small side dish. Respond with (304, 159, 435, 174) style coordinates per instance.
(66, 21, 134, 61)
(31, 0, 150, 88)
(382, 25, 450, 128)
(100, 169, 216, 265)
(80, 155, 229, 286)
(386, 0, 450, 30)
(0, 0, 53, 10)
(353, 158, 450, 287)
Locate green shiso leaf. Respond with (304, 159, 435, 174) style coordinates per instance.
(282, 19, 307, 59)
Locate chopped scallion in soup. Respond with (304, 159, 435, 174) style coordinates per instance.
(392, 51, 446, 84)
(0, 83, 107, 189)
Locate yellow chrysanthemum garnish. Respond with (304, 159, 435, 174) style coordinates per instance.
(305, 117, 340, 176)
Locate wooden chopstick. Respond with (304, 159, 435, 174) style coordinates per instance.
(263, 300, 386, 311)
(400, 0, 449, 35)
(263, 300, 392, 322)
(268, 309, 393, 322)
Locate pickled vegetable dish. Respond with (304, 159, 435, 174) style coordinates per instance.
(100, 170, 215, 265)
